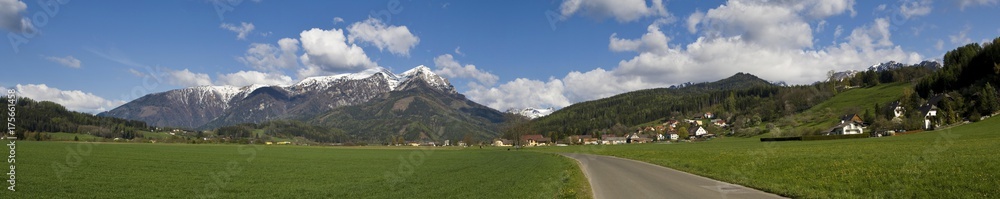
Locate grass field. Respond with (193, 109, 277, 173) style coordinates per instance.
(532, 116, 1000, 198)
(11, 143, 590, 198)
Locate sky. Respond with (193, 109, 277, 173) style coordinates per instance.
(1, 0, 999, 114)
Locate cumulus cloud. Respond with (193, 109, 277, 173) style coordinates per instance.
(466, 0, 922, 111)
(215, 70, 293, 87)
(696, 0, 816, 49)
(220, 22, 255, 40)
(165, 69, 213, 87)
(559, 0, 669, 22)
(14, 84, 126, 113)
(333, 17, 344, 24)
(0, 0, 32, 33)
(44, 55, 81, 68)
(957, 0, 998, 10)
(900, 0, 933, 19)
(610, 22, 671, 54)
(464, 78, 571, 111)
(346, 17, 420, 56)
(433, 54, 498, 86)
(239, 38, 300, 72)
(298, 27, 378, 77)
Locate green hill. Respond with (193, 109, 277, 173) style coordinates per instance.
(0, 97, 150, 140)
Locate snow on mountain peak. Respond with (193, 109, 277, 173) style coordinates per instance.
(507, 107, 556, 119)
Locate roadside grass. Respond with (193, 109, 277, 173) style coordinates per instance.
(531, 116, 1000, 198)
(13, 143, 589, 198)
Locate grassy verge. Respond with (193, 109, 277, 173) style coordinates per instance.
(11, 143, 588, 198)
(531, 116, 1000, 198)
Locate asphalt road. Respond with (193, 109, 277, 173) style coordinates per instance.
(561, 153, 786, 199)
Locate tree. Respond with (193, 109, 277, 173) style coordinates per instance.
(863, 109, 874, 124)
(677, 127, 689, 140)
(979, 83, 1000, 116)
(74, 136, 79, 141)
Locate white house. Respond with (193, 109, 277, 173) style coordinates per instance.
(829, 122, 864, 135)
(669, 133, 679, 141)
(689, 126, 708, 137)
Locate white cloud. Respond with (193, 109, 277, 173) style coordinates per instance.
(346, 17, 420, 56)
(697, 0, 816, 49)
(0, 0, 32, 33)
(220, 22, 255, 40)
(464, 78, 570, 111)
(433, 54, 498, 86)
(876, 4, 887, 11)
(900, 0, 933, 19)
(333, 17, 344, 24)
(950, 27, 973, 45)
(239, 38, 300, 72)
(559, 0, 669, 23)
(958, 0, 998, 10)
(833, 25, 844, 40)
(127, 68, 145, 77)
(467, 0, 921, 111)
(815, 20, 827, 33)
(44, 55, 81, 68)
(14, 84, 126, 113)
(215, 70, 293, 87)
(935, 39, 944, 50)
(609, 22, 671, 54)
(165, 69, 213, 87)
(846, 17, 893, 49)
(686, 10, 705, 34)
(454, 46, 463, 56)
(298, 27, 378, 77)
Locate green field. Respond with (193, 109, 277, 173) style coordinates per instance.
(533, 116, 1000, 198)
(11, 143, 589, 198)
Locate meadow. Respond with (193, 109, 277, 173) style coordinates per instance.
(533, 116, 1000, 198)
(11, 142, 589, 198)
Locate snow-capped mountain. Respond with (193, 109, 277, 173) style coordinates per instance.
(507, 107, 556, 119)
(829, 60, 942, 82)
(99, 65, 458, 129)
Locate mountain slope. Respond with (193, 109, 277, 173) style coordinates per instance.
(99, 66, 454, 130)
(309, 79, 504, 143)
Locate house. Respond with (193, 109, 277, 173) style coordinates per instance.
(668, 132, 679, 141)
(828, 122, 864, 135)
(840, 114, 865, 125)
(711, 119, 727, 127)
(888, 101, 905, 118)
(704, 112, 714, 119)
(664, 120, 679, 128)
(600, 135, 627, 145)
(520, 134, 551, 146)
(265, 141, 273, 145)
(919, 104, 938, 130)
(582, 138, 600, 145)
(919, 94, 948, 130)
(689, 126, 708, 137)
(567, 135, 593, 145)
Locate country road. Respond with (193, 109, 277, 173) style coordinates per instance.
(560, 153, 786, 199)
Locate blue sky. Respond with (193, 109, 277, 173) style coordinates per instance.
(1, 0, 999, 113)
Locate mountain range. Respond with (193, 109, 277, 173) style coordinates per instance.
(98, 66, 500, 140)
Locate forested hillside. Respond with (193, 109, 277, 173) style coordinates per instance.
(1, 97, 150, 140)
